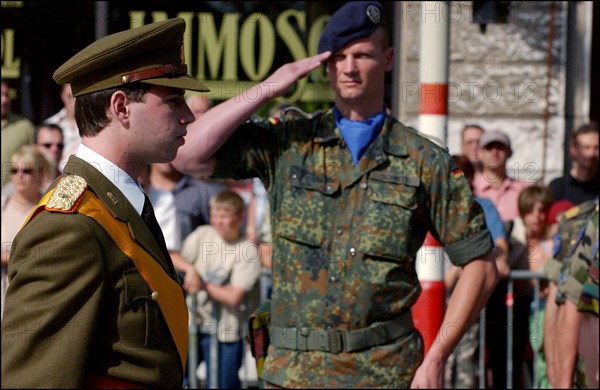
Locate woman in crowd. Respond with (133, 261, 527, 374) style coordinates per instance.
(1, 145, 49, 318)
(510, 184, 555, 388)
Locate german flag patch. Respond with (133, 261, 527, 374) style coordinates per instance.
(452, 168, 464, 179)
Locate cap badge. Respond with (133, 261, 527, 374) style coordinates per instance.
(366, 5, 381, 24)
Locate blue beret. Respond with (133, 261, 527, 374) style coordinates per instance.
(318, 1, 384, 54)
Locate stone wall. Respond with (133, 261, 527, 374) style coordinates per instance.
(396, 1, 567, 183)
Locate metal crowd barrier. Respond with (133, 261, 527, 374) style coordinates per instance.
(186, 269, 548, 389)
(186, 286, 259, 389)
(477, 270, 547, 389)
(507, 270, 546, 389)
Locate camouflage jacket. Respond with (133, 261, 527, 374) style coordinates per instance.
(555, 199, 599, 312)
(212, 109, 493, 387)
(545, 199, 598, 308)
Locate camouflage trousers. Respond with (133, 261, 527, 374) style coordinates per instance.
(444, 321, 480, 389)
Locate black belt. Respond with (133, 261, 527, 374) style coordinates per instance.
(269, 311, 413, 354)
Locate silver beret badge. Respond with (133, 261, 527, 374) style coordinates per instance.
(366, 5, 381, 24)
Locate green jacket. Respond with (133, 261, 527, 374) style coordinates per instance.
(213, 110, 493, 387)
(1, 156, 184, 388)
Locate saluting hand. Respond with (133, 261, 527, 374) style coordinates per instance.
(258, 51, 331, 99)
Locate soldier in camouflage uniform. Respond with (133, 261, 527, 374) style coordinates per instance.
(543, 198, 599, 388)
(174, 2, 499, 388)
(574, 200, 599, 388)
(555, 198, 598, 388)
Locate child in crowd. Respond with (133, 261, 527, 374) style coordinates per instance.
(181, 190, 261, 388)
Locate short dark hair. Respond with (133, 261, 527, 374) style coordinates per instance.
(74, 84, 152, 137)
(461, 124, 485, 140)
(570, 122, 599, 147)
(34, 123, 63, 143)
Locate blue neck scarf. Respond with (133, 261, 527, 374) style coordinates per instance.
(334, 106, 386, 165)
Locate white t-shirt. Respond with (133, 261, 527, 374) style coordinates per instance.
(181, 225, 261, 342)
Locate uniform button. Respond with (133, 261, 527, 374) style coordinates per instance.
(360, 182, 367, 190)
(329, 276, 337, 283)
(151, 291, 159, 300)
(349, 248, 356, 256)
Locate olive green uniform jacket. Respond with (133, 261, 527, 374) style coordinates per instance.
(1, 156, 184, 388)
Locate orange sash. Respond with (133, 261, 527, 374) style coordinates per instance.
(26, 190, 188, 371)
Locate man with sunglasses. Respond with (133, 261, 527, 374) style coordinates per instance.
(34, 123, 64, 190)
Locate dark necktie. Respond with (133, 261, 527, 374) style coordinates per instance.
(141, 194, 171, 261)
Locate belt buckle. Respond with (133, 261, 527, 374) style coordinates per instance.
(327, 330, 343, 354)
(298, 327, 310, 351)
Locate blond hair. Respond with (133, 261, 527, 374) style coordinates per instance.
(12, 144, 50, 174)
(209, 190, 245, 215)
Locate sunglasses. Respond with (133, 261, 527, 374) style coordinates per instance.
(9, 167, 35, 175)
(40, 143, 64, 150)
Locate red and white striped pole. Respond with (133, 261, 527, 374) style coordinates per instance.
(412, 1, 450, 356)
(413, 233, 447, 355)
(417, 1, 449, 143)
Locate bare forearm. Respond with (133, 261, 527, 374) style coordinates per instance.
(175, 83, 272, 176)
(495, 237, 511, 278)
(173, 52, 330, 176)
(411, 254, 498, 388)
(432, 256, 498, 360)
(205, 282, 245, 307)
(554, 300, 582, 388)
(543, 283, 559, 387)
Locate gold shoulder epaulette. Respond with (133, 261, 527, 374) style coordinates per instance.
(46, 175, 88, 213)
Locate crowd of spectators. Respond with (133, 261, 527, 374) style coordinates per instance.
(2, 73, 598, 387)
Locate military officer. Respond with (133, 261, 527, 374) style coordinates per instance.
(174, 2, 499, 388)
(1, 18, 207, 388)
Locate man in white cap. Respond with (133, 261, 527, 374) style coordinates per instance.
(474, 129, 530, 223)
